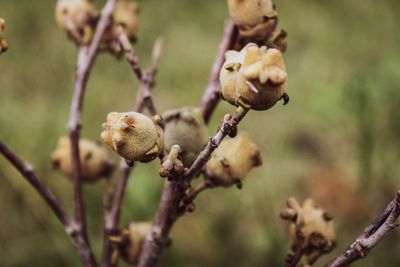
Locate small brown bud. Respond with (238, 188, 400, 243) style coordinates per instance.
(101, 112, 164, 163)
(227, 0, 277, 40)
(281, 198, 336, 264)
(55, 0, 98, 45)
(51, 136, 115, 182)
(163, 107, 208, 167)
(100, 0, 139, 57)
(0, 18, 9, 54)
(205, 133, 262, 187)
(220, 43, 288, 111)
(110, 222, 152, 265)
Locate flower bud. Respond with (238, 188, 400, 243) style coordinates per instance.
(55, 0, 98, 45)
(100, 0, 139, 57)
(281, 198, 336, 263)
(227, 0, 277, 40)
(220, 43, 288, 111)
(163, 107, 208, 167)
(51, 136, 114, 182)
(110, 222, 152, 265)
(101, 112, 164, 163)
(205, 133, 262, 187)
(0, 18, 8, 54)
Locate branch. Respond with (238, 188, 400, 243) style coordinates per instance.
(101, 36, 163, 267)
(137, 180, 185, 267)
(0, 140, 70, 225)
(137, 107, 249, 267)
(184, 107, 248, 180)
(67, 0, 116, 266)
(0, 140, 96, 267)
(199, 19, 238, 123)
(324, 191, 400, 267)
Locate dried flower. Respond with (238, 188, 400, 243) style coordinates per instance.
(55, 0, 98, 45)
(110, 222, 152, 265)
(101, 112, 164, 164)
(220, 43, 288, 111)
(204, 133, 262, 187)
(100, 0, 139, 57)
(51, 136, 114, 182)
(227, 0, 277, 40)
(281, 198, 336, 266)
(163, 107, 208, 167)
(0, 18, 8, 54)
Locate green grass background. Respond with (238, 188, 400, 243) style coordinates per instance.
(1, 0, 400, 266)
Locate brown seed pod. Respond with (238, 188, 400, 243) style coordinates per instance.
(110, 222, 152, 265)
(55, 0, 98, 45)
(51, 136, 114, 182)
(163, 107, 208, 167)
(101, 112, 164, 163)
(0, 18, 9, 54)
(281, 198, 336, 265)
(220, 43, 288, 111)
(227, 0, 277, 40)
(100, 0, 139, 57)
(204, 133, 262, 187)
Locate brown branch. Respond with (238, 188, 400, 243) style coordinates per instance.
(184, 107, 248, 180)
(101, 37, 163, 267)
(0, 140, 70, 225)
(137, 107, 249, 267)
(0, 140, 96, 267)
(324, 191, 400, 267)
(199, 19, 238, 124)
(182, 179, 216, 206)
(137, 180, 185, 267)
(67, 1, 116, 266)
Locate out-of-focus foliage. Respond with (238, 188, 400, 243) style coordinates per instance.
(1, 0, 400, 266)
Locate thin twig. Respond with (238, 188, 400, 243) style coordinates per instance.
(101, 37, 163, 267)
(199, 19, 238, 124)
(182, 179, 215, 205)
(324, 191, 400, 267)
(0, 140, 96, 267)
(184, 107, 249, 180)
(67, 1, 116, 266)
(0, 141, 70, 225)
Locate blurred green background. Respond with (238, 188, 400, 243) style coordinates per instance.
(1, 0, 400, 266)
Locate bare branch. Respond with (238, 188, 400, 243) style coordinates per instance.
(184, 107, 248, 180)
(199, 19, 238, 123)
(325, 191, 400, 267)
(182, 179, 215, 206)
(0, 140, 97, 267)
(117, 26, 143, 80)
(67, 1, 117, 266)
(137, 180, 185, 267)
(0, 140, 70, 225)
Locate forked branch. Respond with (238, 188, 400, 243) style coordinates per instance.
(325, 191, 400, 267)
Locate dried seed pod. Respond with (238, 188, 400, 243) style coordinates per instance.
(110, 222, 152, 265)
(51, 136, 114, 182)
(0, 18, 8, 54)
(220, 43, 288, 111)
(227, 0, 277, 40)
(163, 107, 208, 167)
(204, 133, 262, 187)
(101, 112, 164, 163)
(100, 0, 139, 57)
(55, 0, 98, 45)
(281, 198, 336, 265)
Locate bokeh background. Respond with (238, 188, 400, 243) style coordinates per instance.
(1, 0, 400, 266)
